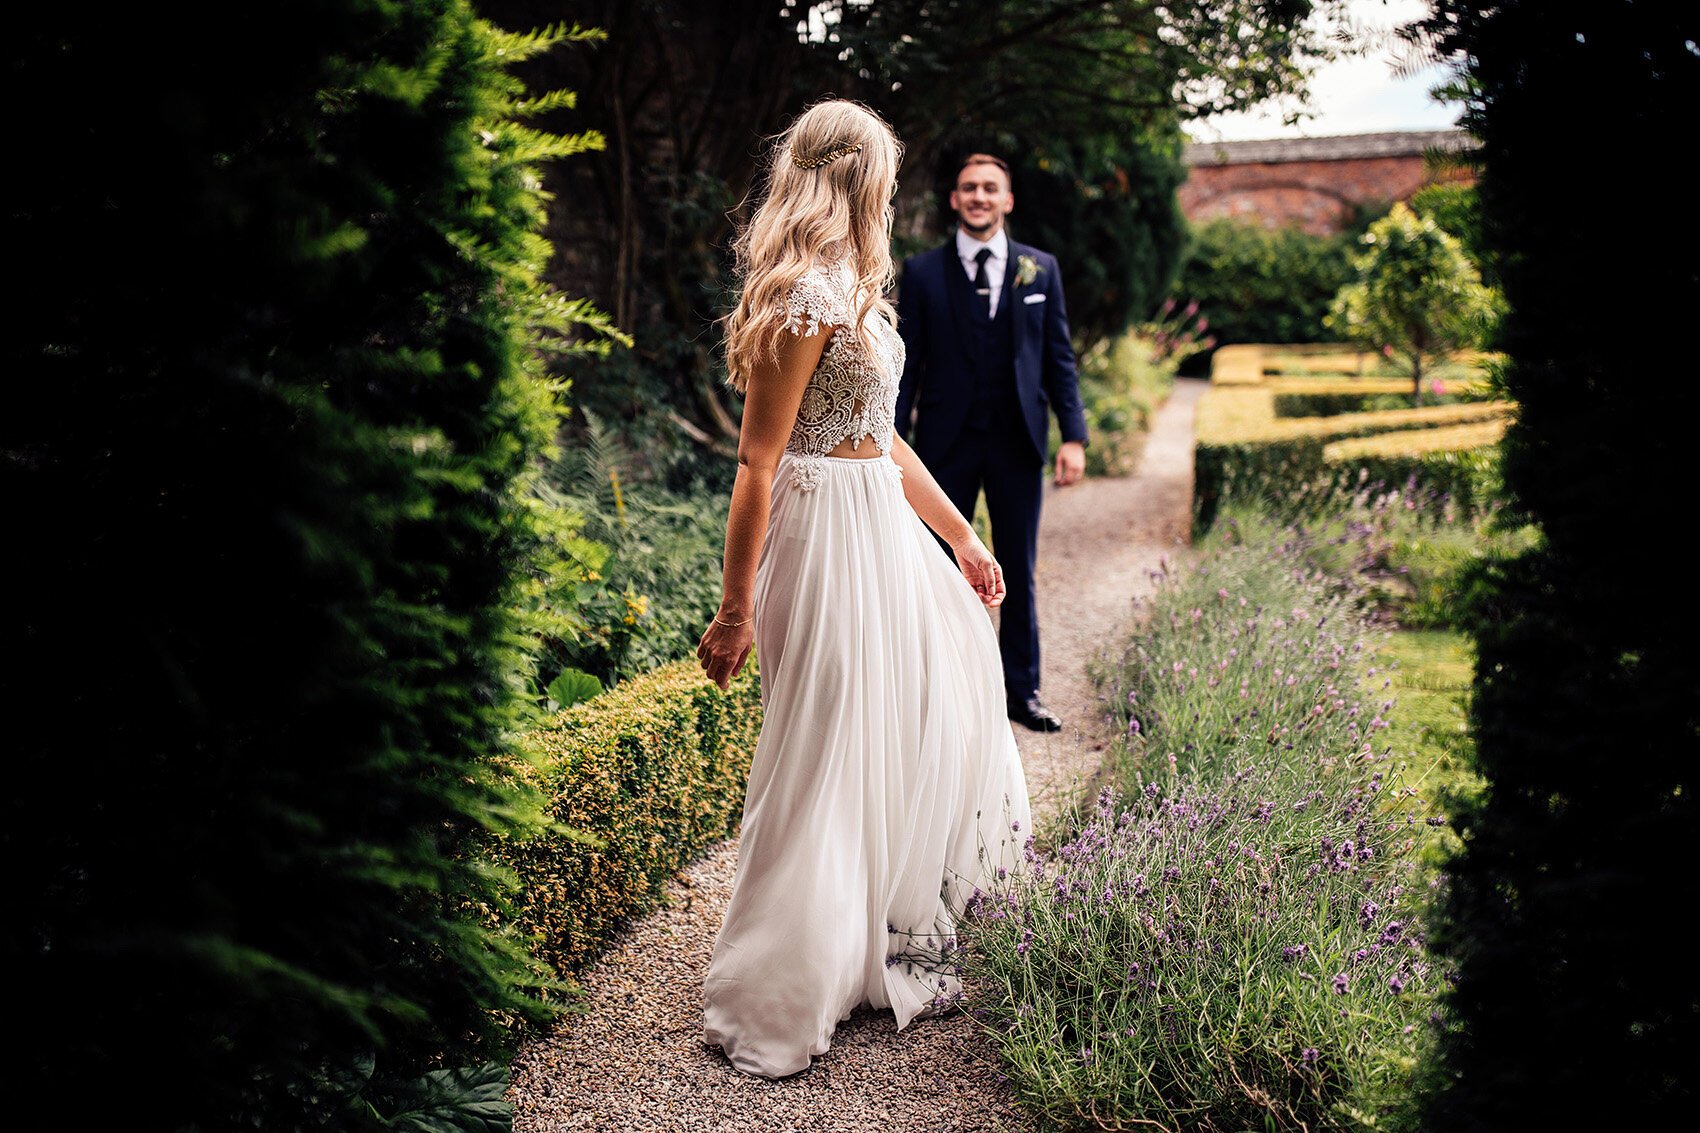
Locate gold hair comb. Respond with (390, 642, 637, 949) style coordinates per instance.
(791, 141, 863, 170)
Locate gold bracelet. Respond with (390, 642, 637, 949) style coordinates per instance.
(714, 614, 752, 628)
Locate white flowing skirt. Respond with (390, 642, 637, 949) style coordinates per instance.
(703, 452, 1034, 1079)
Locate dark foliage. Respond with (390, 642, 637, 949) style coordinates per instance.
(1001, 133, 1189, 351)
(1406, 2, 1699, 1126)
(1170, 206, 1387, 349)
(1409, 181, 1493, 286)
(2, 4, 591, 1127)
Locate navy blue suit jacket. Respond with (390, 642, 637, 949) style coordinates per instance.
(894, 239, 1088, 465)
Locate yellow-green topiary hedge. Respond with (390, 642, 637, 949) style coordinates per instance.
(487, 658, 762, 978)
(1194, 348, 1512, 533)
(1324, 417, 1509, 462)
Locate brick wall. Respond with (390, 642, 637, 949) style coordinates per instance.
(1179, 155, 1474, 235)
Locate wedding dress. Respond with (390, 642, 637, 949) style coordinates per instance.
(702, 260, 1034, 1079)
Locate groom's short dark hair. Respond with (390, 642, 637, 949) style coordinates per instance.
(956, 152, 1010, 181)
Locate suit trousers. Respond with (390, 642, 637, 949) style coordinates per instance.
(925, 405, 1044, 701)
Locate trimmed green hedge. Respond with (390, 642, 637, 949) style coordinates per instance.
(488, 659, 762, 980)
(1194, 388, 1510, 534)
(1273, 387, 1494, 418)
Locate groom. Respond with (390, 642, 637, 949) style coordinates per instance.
(895, 152, 1088, 733)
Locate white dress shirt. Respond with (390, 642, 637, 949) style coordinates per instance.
(956, 227, 1009, 316)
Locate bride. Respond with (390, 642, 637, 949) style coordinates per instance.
(696, 99, 1034, 1080)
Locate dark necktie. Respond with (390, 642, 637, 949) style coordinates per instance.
(973, 247, 993, 315)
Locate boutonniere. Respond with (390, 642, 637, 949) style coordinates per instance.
(1015, 254, 1042, 288)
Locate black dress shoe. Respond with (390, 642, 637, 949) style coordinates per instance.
(1007, 694, 1063, 732)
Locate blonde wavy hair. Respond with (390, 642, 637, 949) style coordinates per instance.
(722, 99, 902, 393)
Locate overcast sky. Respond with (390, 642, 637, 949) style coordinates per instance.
(1186, 0, 1461, 142)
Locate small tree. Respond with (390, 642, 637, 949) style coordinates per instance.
(1326, 202, 1501, 399)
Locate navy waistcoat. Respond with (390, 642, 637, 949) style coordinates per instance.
(966, 275, 1020, 427)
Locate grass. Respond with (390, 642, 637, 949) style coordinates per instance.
(1374, 630, 1482, 866)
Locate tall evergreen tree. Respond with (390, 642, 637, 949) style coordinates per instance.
(2, 4, 609, 1127)
(1406, 2, 1698, 1126)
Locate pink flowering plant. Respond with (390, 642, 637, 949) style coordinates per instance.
(1140, 297, 1218, 366)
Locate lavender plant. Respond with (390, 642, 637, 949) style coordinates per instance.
(1210, 472, 1527, 633)
(958, 510, 1452, 1132)
(1105, 542, 1386, 787)
(962, 767, 1439, 1132)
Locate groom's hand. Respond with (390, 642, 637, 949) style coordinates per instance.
(1054, 441, 1085, 487)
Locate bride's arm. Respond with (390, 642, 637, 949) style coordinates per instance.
(696, 327, 832, 690)
(888, 432, 1006, 607)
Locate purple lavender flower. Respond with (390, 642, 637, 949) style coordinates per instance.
(1301, 1047, 1320, 1064)
(1389, 973, 1406, 994)
(1333, 973, 1350, 995)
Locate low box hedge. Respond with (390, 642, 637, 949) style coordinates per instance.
(1195, 382, 1511, 533)
(1273, 384, 1494, 418)
(486, 658, 762, 979)
(1322, 418, 1508, 509)
(1324, 416, 1509, 462)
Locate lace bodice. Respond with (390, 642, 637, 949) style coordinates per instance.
(779, 262, 905, 490)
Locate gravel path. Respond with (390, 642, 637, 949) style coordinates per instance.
(1013, 377, 1204, 820)
(508, 378, 1204, 1133)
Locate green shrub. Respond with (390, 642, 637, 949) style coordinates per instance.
(488, 659, 761, 978)
(1208, 475, 1533, 636)
(3, 6, 612, 1128)
(1051, 331, 1178, 475)
(538, 413, 731, 690)
(1193, 385, 1510, 535)
(1274, 385, 1493, 418)
(1408, 182, 1491, 285)
(1171, 218, 1366, 346)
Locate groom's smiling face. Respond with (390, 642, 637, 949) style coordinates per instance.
(950, 161, 1013, 239)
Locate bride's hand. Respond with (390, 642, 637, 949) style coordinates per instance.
(952, 536, 1005, 608)
(697, 606, 755, 691)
